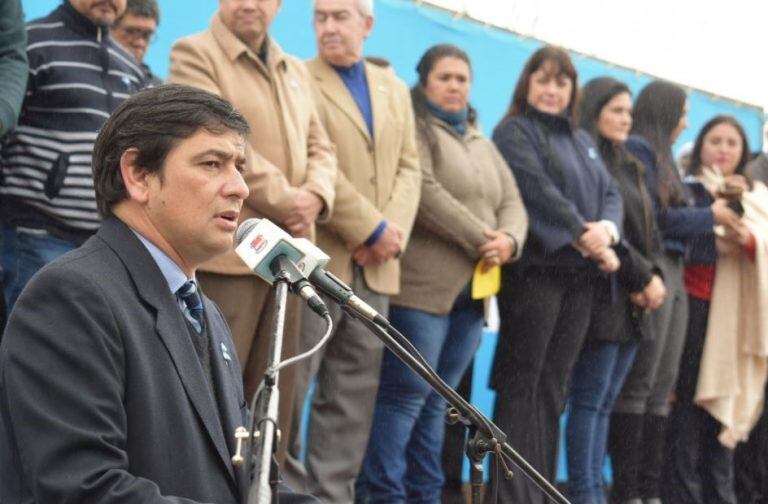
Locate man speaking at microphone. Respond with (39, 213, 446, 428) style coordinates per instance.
(0, 85, 314, 503)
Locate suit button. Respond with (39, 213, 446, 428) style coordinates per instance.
(367, 144, 373, 153)
(370, 176, 377, 184)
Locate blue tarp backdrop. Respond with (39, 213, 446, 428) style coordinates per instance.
(23, 0, 765, 151)
(22, 0, 766, 483)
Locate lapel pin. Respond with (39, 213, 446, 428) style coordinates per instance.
(289, 79, 299, 89)
(220, 342, 232, 363)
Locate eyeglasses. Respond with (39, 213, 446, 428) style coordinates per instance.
(117, 26, 157, 43)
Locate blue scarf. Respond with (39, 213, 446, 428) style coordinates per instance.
(426, 100, 468, 136)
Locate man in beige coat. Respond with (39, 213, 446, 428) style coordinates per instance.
(166, 0, 337, 463)
(283, 0, 421, 501)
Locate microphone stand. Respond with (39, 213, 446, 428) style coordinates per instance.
(353, 316, 570, 504)
(244, 260, 293, 504)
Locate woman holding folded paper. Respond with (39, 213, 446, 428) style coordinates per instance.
(359, 44, 528, 504)
(663, 115, 768, 503)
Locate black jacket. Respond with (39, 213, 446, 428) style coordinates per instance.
(0, 218, 247, 503)
(589, 144, 662, 342)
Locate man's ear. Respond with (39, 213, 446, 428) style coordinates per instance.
(364, 15, 374, 37)
(119, 148, 152, 204)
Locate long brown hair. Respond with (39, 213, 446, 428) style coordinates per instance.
(631, 80, 687, 208)
(504, 45, 579, 123)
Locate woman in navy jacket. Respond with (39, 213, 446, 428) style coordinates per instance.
(608, 82, 740, 504)
(489, 46, 623, 504)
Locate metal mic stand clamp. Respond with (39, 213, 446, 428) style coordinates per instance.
(446, 406, 514, 504)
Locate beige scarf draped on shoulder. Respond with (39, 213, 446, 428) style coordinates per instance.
(694, 167, 768, 448)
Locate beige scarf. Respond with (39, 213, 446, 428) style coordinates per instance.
(694, 168, 768, 448)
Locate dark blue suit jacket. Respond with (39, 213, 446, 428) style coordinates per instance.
(0, 217, 248, 503)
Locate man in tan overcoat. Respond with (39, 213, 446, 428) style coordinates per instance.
(283, 0, 421, 501)
(166, 0, 337, 463)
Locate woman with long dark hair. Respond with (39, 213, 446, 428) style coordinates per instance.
(664, 115, 763, 503)
(489, 46, 623, 504)
(565, 77, 667, 504)
(608, 83, 741, 504)
(360, 44, 528, 504)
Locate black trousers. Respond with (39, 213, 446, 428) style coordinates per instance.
(734, 381, 768, 503)
(663, 296, 736, 504)
(487, 268, 595, 504)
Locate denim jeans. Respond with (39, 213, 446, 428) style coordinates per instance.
(566, 339, 639, 504)
(360, 285, 483, 504)
(1, 226, 77, 311)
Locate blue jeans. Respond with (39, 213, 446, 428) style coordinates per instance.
(1, 226, 77, 311)
(361, 285, 483, 504)
(566, 339, 638, 504)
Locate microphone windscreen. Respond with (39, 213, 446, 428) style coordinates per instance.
(236, 218, 261, 245)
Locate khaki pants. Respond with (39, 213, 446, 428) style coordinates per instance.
(284, 269, 388, 503)
(198, 271, 302, 464)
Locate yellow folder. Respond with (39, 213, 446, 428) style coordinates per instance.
(471, 260, 501, 300)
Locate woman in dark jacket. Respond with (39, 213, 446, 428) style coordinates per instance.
(565, 77, 667, 504)
(608, 82, 741, 504)
(489, 46, 623, 504)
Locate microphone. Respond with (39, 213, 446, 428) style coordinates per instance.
(236, 218, 389, 327)
(235, 218, 329, 318)
(307, 268, 390, 328)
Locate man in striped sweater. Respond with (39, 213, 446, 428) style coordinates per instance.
(0, 0, 146, 310)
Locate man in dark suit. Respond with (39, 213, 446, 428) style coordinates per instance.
(0, 85, 313, 503)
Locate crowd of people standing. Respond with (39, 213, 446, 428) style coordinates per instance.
(0, 1, 767, 504)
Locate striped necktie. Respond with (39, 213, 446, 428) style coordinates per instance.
(177, 280, 205, 334)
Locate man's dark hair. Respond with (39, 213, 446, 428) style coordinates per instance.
(120, 0, 160, 24)
(92, 84, 250, 217)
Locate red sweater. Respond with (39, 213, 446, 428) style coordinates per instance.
(685, 234, 757, 301)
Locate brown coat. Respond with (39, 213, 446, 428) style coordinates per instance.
(392, 116, 528, 315)
(306, 57, 421, 295)
(167, 15, 336, 275)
